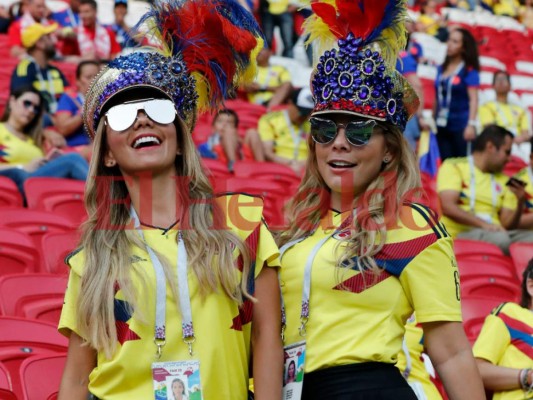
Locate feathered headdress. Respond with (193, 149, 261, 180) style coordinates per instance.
(304, 0, 419, 130)
(83, 0, 263, 139)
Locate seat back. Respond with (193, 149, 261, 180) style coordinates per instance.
(233, 161, 302, 188)
(0, 177, 23, 208)
(461, 276, 520, 302)
(0, 228, 41, 275)
(461, 296, 504, 343)
(509, 242, 533, 279)
(20, 354, 67, 400)
(41, 231, 80, 275)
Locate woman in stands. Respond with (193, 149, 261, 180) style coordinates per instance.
(473, 258, 533, 398)
(434, 27, 480, 160)
(57, 1, 282, 399)
(0, 85, 88, 197)
(278, 1, 485, 399)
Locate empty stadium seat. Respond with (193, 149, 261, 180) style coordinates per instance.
(41, 231, 80, 275)
(233, 161, 301, 188)
(461, 275, 520, 302)
(19, 354, 67, 400)
(201, 158, 233, 180)
(0, 177, 23, 208)
(509, 242, 533, 280)
(503, 155, 528, 177)
(0, 317, 67, 399)
(0, 274, 68, 324)
(24, 177, 87, 224)
(0, 228, 42, 275)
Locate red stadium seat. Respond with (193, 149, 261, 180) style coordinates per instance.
(0, 362, 13, 392)
(41, 231, 80, 275)
(456, 257, 517, 282)
(19, 354, 67, 400)
(461, 296, 504, 343)
(503, 155, 528, 177)
(0, 274, 68, 325)
(24, 177, 87, 224)
(0, 228, 42, 275)
(509, 242, 533, 280)
(233, 161, 302, 188)
(0, 177, 23, 208)
(201, 158, 233, 180)
(461, 276, 520, 302)
(0, 317, 67, 399)
(454, 239, 516, 278)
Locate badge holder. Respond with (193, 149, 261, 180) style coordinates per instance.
(152, 359, 202, 400)
(282, 341, 306, 400)
(436, 108, 448, 128)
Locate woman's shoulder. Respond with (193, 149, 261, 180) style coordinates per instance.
(396, 202, 447, 237)
(213, 192, 265, 234)
(65, 246, 85, 276)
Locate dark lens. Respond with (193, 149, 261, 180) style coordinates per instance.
(344, 120, 375, 146)
(22, 100, 38, 111)
(310, 117, 337, 144)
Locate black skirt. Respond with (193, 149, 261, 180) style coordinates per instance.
(301, 362, 418, 400)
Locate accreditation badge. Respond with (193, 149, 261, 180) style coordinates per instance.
(283, 341, 306, 400)
(436, 108, 449, 128)
(152, 360, 202, 400)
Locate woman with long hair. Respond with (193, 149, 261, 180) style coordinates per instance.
(57, 1, 283, 399)
(474, 258, 533, 398)
(434, 27, 480, 160)
(278, 1, 485, 399)
(0, 85, 88, 196)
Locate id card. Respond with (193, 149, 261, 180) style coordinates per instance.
(152, 360, 202, 400)
(436, 108, 449, 128)
(283, 341, 306, 400)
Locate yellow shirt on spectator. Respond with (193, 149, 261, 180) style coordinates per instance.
(479, 101, 530, 138)
(0, 123, 43, 165)
(396, 315, 443, 400)
(473, 302, 533, 400)
(437, 157, 518, 238)
(258, 109, 309, 161)
(418, 14, 439, 36)
(507, 167, 533, 215)
(267, 0, 290, 14)
(248, 65, 291, 105)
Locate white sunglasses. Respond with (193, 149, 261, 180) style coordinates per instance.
(105, 98, 177, 132)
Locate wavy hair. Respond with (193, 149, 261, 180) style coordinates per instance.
(280, 123, 421, 278)
(77, 115, 251, 357)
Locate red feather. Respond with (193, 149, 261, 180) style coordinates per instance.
(311, 2, 348, 39)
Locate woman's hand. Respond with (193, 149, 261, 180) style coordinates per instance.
(24, 157, 46, 173)
(463, 125, 476, 141)
(43, 129, 67, 148)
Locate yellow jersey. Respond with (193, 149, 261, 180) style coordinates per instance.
(478, 101, 530, 138)
(0, 123, 43, 165)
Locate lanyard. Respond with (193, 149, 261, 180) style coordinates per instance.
(28, 56, 56, 105)
(468, 155, 496, 213)
(437, 62, 464, 112)
(131, 207, 195, 358)
(279, 215, 353, 337)
(66, 7, 78, 27)
(494, 102, 518, 136)
(528, 167, 533, 187)
(282, 110, 302, 160)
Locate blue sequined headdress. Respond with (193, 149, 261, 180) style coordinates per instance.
(304, 0, 419, 130)
(83, 0, 263, 139)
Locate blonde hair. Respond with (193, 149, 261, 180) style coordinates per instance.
(280, 123, 421, 277)
(77, 115, 251, 357)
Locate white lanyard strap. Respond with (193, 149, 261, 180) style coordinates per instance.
(401, 337, 412, 379)
(468, 155, 496, 213)
(437, 62, 464, 112)
(130, 207, 195, 358)
(528, 167, 533, 187)
(282, 110, 302, 160)
(494, 102, 517, 136)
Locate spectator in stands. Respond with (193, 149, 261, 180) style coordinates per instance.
(75, 0, 121, 61)
(57, 1, 282, 399)
(109, 0, 139, 51)
(197, 109, 258, 172)
(242, 47, 293, 109)
(479, 70, 531, 162)
(434, 27, 480, 160)
(437, 125, 533, 254)
(10, 22, 69, 116)
(259, 0, 295, 58)
(7, 0, 53, 58)
(248, 87, 311, 174)
(51, 0, 80, 28)
(0, 86, 88, 197)
(416, 0, 442, 37)
(0, 5, 10, 33)
(473, 258, 533, 398)
(51, 0, 80, 58)
(482, 0, 521, 16)
(396, 315, 444, 399)
(279, 0, 485, 397)
(54, 59, 100, 154)
(507, 136, 533, 229)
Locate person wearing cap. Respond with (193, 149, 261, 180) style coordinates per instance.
(57, 1, 283, 399)
(246, 87, 311, 174)
(278, 1, 485, 399)
(10, 22, 69, 116)
(7, 0, 53, 58)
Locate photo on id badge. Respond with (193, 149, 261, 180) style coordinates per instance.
(152, 361, 202, 400)
(283, 341, 306, 399)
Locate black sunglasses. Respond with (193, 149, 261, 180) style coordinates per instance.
(21, 99, 40, 113)
(310, 117, 378, 147)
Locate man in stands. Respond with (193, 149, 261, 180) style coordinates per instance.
(242, 47, 293, 109)
(247, 87, 311, 174)
(8, 0, 54, 58)
(10, 23, 69, 116)
(109, 0, 139, 51)
(478, 70, 531, 162)
(507, 136, 533, 229)
(50, 0, 81, 57)
(74, 0, 121, 61)
(437, 124, 533, 254)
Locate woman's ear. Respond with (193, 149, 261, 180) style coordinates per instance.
(104, 150, 117, 168)
(526, 278, 533, 300)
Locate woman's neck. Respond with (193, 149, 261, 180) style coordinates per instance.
(126, 169, 179, 228)
(4, 118, 25, 138)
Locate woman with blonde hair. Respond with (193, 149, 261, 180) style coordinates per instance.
(278, 1, 485, 399)
(57, 1, 283, 399)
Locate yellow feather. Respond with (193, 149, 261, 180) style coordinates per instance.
(192, 72, 210, 113)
